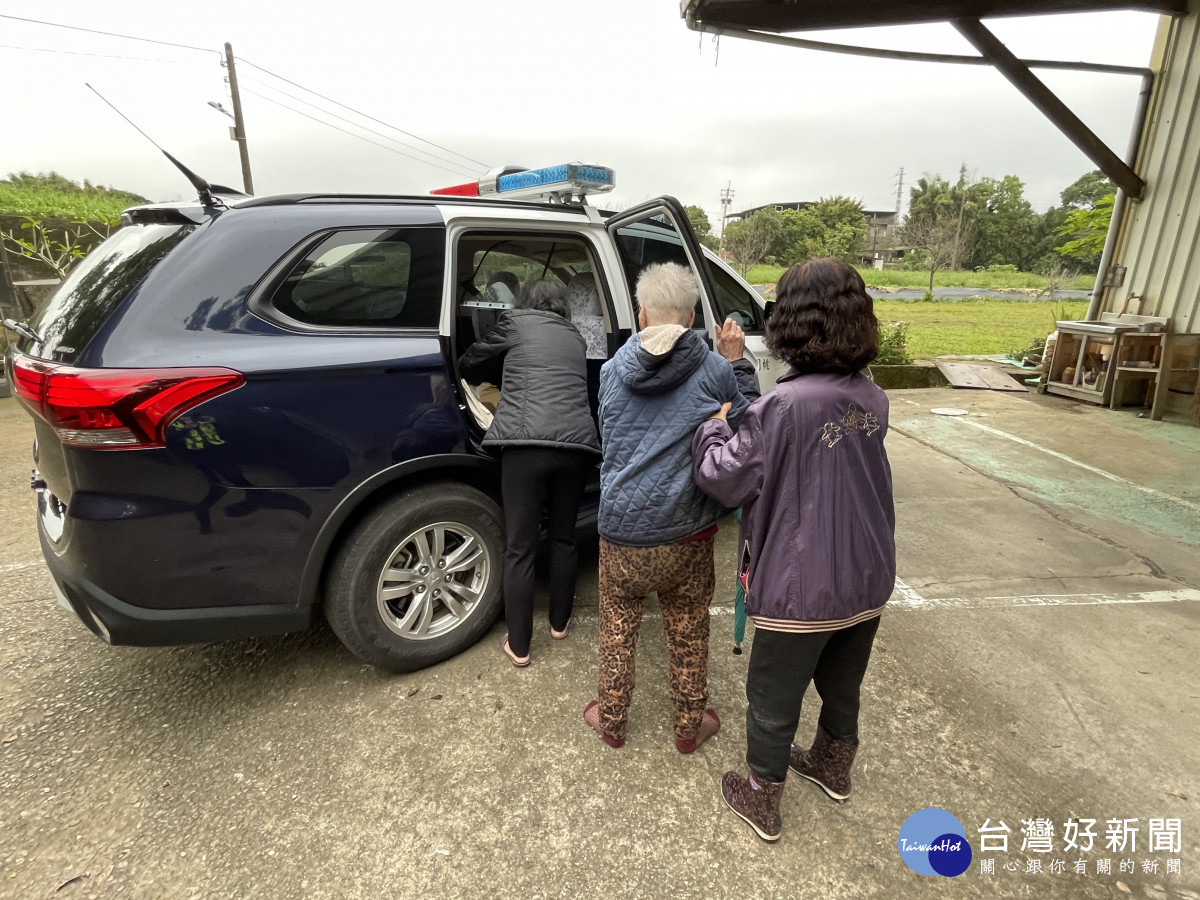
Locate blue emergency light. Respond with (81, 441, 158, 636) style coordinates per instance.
(432, 162, 615, 202)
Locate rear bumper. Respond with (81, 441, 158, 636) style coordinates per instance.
(40, 527, 311, 646)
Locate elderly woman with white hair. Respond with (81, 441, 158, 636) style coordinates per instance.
(583, 261, 760, 753)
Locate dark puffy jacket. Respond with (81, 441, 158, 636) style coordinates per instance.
(598, 326, 759, 547)
(692, 371, 895, 632)
(458, 309, 601, 455)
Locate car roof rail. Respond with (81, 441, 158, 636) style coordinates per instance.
(231, 193, 591, 214)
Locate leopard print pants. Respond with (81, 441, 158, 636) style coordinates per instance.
(597, 537, 715, 742)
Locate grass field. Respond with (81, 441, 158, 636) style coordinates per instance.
(744, 264, 1096, 292)
(874, 298, 1090, 359)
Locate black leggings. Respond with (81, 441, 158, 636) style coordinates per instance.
(745, 616, 881, 782)
(500, 447, 594, 657)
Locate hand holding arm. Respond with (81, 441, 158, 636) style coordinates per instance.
(691, 397, 769, 509)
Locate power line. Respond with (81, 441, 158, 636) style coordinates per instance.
(0, 43, 188, 63)
(240, 89, 475, 178)
(237, 57, 492, 171)
(239, 75, 480, 178)
(0, 13, 491, 176)
(0, 13, 215, 55)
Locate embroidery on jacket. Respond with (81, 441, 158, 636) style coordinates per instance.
(822, 403, 881, 448)
(820, 422, 844, 448)
(842, 403, 880, 436)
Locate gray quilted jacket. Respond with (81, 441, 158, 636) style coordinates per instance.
(458, 309, 601, 455)
(598, 326, 759, 547)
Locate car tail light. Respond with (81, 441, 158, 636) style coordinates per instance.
(11, 356, 244, 450)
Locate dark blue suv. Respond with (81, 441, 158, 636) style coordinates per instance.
(4, 184, 777, 671)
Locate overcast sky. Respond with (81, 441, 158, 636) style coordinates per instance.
(0, 1, 1162, 228)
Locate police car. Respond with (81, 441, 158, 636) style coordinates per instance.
(4, 162, 780, 671)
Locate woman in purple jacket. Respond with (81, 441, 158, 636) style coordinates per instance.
(692, 258, 896, 842)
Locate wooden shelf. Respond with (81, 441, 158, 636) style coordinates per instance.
(1041, 323, 1126, 407)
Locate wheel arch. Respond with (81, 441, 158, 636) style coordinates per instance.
(299, 454, 500, 611)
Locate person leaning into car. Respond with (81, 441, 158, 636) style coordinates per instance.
(458, 280, 601, 668)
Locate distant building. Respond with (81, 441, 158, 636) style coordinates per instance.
(727, 202, 898, 269)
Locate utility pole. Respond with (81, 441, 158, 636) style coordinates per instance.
(224, 43, 254, 194)
(952, 182, 968, 271)
(894, 167, 905, 219)
(719, 182, 735, 238)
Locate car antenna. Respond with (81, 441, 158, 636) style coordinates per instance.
(85, 83, 229, 209)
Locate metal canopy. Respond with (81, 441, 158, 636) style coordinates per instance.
(680, 0, 1180, 200)
(680, 0, 1187, 32)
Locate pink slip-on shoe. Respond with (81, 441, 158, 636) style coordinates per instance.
(550, 618, 572, 640)
(501, 634, 530, 668)
(676, 708, 721, 754)
(583, 700, 624, 748)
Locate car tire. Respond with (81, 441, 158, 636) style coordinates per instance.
(324, 482, 504, 672)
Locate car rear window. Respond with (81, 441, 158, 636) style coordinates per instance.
(28, 223, 196, 360)
(270, 227, 444, 329)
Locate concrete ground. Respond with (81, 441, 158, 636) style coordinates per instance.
(0, 388, 1197, 900)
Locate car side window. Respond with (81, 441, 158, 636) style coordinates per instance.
(612, 216, 709, 334)
(708, 262, 765, 333)
(271, 227, 444, 328)
(612, 219, 764, 334)
(454, 233, 610, 349)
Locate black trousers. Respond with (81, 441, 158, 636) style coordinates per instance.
(500, 447, 594, 656)
(745, 616, 881, 782)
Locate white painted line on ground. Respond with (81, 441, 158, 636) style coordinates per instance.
(892, 578, 932, 607)
(889, 585, 1200, 611)
(0, 560, 40, 576)
(952, 418, 1200, 513)
(568, 582, 1199, 624)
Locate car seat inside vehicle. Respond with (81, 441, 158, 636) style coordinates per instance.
(454, 235, 614, 431)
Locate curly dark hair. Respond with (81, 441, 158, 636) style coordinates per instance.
(764, 258, 878, 373)
(514, 279, 571, 321)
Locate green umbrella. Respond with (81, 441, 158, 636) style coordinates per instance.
(732, 507, 746, 654)
(733, 578, 747, 655)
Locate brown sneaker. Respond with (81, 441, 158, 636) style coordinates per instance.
(721, 769, 784, 842)
(676, 708, 721, 754)
(789, 726, 858, 801)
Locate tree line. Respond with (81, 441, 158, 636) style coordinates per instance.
(900, 166, 1113, 290)
(690, 167, 1114, 285)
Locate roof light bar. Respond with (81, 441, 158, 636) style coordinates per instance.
(430, 181, 479, 197)
(431, 162, 615, 204)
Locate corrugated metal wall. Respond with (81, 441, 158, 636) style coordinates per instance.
(1112, 0, 1200, 333)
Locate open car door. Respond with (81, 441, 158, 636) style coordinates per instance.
(605, 196, 783, 392)
(604, 196, 722, 342)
